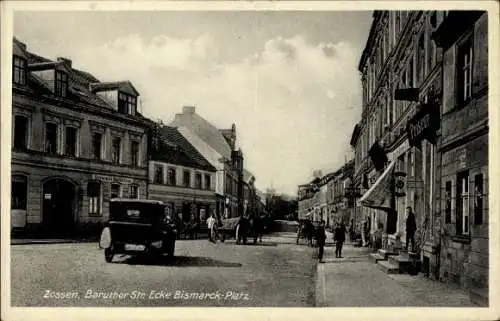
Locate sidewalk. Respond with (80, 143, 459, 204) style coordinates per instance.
(315, 243, 477, 307)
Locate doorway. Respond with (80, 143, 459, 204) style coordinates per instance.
(42, 178, 76, 237)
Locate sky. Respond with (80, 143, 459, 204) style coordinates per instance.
(14, 10, 373, 196)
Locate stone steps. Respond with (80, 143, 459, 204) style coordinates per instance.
(369, 253, 386, 263)
(377, 260, 400, 274)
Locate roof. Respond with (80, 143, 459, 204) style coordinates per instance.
(90, 81, 140, 96)
(14, 39, 149, 124)
(150, 125, 216, 172)
(170, 108, 233, 159)
(243, 169, 255, 183)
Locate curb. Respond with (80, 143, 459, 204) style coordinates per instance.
(11, 239, 97, 245)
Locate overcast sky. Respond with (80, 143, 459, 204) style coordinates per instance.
(14, 10, 373, 195)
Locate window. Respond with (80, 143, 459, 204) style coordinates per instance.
(205, 174, 211, 190)
(457, 35, 473, 105)
(92, 133, 102, 160)
(65, 127, 77, 157)
(129, 184, 139, 199)
(55, 71, 68, 97)
(45, 123, 58, 154)
(88, 181, 101, 215)
(474, 174, 484, 225)
(154, 164, 164, 184)
(13, 115, 28, 150)
(11, 175, 27, 210)
(13, 56, 26, 85)
(417, 32, 426, 84)
(167, 168, 177, 186)
(131, 141, 139, 166)
(445, 181, 452, 224)
(111, 137, 121, 164)
(195, 173, 202, 189)
(456, 171, 469, 236)
(183, 170, 191, 188)
(118, 92, 137, 115)
(111, 184, 121, 199)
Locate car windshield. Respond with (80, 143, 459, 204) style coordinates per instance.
(109, 201, 165, 224)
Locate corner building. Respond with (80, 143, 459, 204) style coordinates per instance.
(11, 38, 150, 237)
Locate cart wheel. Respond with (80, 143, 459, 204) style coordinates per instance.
(104, 245, 114, 263)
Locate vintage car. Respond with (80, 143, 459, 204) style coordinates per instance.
(99, 199, 177, 263)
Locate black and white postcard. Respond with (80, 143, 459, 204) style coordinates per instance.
(1, 1, 499, 321)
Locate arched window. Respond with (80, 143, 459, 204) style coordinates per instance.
(11, 175, 28, 210)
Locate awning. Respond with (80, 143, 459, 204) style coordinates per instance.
(357, 160, 396, 211)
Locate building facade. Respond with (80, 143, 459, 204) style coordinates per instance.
(355, 11, 445, 252)
(11, 38, 150, 237)
(353, 10, 489, 305)
(170, 106, 245, 219)
(432, 11, 489, 305)
(148, 124, 217, 225)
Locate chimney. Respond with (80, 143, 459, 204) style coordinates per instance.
(183, 106, 196, 114)
(57, 57, 72, 68)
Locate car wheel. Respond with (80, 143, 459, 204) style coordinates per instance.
(104, 245, 114, 263)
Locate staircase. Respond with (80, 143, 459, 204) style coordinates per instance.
(370, 248, 422, 275)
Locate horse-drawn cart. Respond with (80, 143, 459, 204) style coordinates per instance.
(217, 216, 264, 245)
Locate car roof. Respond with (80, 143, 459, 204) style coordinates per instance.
(109, 198, 164, 205)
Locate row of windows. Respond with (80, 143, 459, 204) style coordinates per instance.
(358, 12, 475, 164)
(11, 175, 139, 214)
(153, 164, 212, 190)
(13, 115, 141, 166)
(118, 92, 137, 115)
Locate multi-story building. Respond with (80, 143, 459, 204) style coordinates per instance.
(327, 160, 355, 228)
(170, 106, 245, 219)
(431, 10, 489, 306)
(355, 11, 445, 253)
(148, 124, 217, 224)
(11, 38, 150, 237)
(353, 10, 489, 306)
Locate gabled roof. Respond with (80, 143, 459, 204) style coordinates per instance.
(170, 108, 233, 159)
(150, 125, 216, 172)
(243, 169, 255, 184)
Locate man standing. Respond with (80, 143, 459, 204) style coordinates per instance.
(206, 213, 216, 243)
(316, 220, 327, 263)
(334, 221, 346, 258)
(405, 206, 417, 252)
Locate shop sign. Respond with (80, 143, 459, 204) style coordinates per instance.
(406, 103, 440, 148)
(387, 139, 410, 162)
(44, 193, 52, 200)
(92, 174, 134, 184)
(393, 171, 406, 197)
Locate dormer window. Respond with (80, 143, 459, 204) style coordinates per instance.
(13, 56, 26, 85)
(55, 70, 68, 97)
(118, 92, 137, 115)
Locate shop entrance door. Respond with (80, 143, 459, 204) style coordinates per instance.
(42, 178, 76, 237)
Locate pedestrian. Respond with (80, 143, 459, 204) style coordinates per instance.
(316, 220, 327, 263)
(334, 221, 346, 258)
(405, 206, 417, 252)
(206, 213, 216, 243)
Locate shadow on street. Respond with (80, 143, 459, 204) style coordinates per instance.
(118, 254, 243, 268)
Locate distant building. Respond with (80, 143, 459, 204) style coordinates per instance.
(169, 106, 245, 218)
(147, 124, 217, 225)
(11, 38, 150, 237)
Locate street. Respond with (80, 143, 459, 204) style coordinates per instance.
(11, 233, 318, 307)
